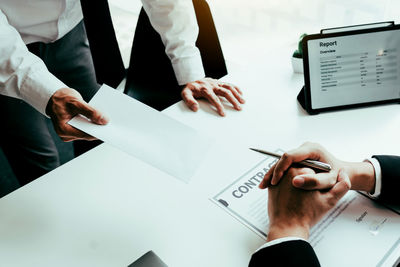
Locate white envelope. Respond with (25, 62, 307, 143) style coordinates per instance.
(69, 85, 212, 182)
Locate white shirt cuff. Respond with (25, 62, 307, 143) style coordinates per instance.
(171, 53, 205, 85)
(364, 158, 382, 198)
(20, 67, 66, 116)
(255, 237, 307, 253)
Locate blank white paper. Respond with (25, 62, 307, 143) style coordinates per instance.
(69, 85, 212, 182)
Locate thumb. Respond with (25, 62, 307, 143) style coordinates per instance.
(327, 169, 351, 203)
(74, 100, 109, 125)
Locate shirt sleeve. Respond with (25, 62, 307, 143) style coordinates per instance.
(255, 237, 307, 253)
(0, 9, 66, 115)
(141, 0, 205, 85)
(364, 158, 382, 198)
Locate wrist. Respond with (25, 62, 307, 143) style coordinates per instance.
(45, 93, 55, 116)
(267, 223, 310, 242)
(45, 87, 65, 116)
(45, 88, 79, 117)
(344, 161, 375, 193)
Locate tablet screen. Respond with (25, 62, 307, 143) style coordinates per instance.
(307, 29, 400, 109)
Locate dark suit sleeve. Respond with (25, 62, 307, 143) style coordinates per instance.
(249, 240, 320, 267)
(372, 155, 400, 204)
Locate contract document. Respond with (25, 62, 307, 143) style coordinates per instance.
(212, 154, 400, 267)
(69, 85, 211, 182)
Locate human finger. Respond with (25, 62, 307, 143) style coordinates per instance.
(73, 100, 108, 125)
(325, 169, 351, 205)
(57, 123, 97, 142)
(259, 164, 276, 189)
(215, 87, 242, 110)
(271, 144, 323, 185)
(221, 82, 243, 95)
(181, 88, 199, 111)
(220, 83, 245, 103)
(292, 171, 338, 190)
(201, 89, 225, 116)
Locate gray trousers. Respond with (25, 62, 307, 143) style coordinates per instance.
(0, 21, 99, 186)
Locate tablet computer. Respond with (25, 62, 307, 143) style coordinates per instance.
(300, 23, 400, 114)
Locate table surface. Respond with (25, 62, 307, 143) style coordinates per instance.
(1, 46, 400, 267)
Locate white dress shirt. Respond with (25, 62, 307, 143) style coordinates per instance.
(0, 0, 205, 115)
(365, 158, 382, 198)
(257, 158, 382, 251)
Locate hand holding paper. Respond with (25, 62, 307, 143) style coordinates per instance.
(47, 87, 108, 141)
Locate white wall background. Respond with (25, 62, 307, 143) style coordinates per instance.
(109, 0, 400, 66)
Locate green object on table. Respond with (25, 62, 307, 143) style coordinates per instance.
(292, 50, 302, 58)
(293, 33, 308, 59)
(298, 33, 307, 56)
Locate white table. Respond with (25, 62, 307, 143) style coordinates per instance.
(1, 46, 400, 267)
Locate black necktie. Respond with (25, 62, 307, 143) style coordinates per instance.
(80, 0, 126, 88)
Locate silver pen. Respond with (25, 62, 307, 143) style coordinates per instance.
(250, 148, 332, 172)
